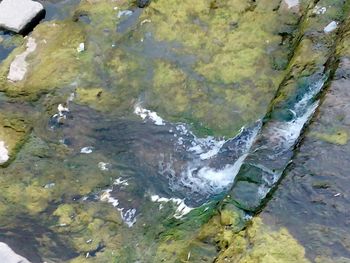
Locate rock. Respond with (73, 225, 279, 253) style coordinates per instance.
(0, 141, 9, 164)
(283, 0, 299, 9)
(76, 42, 85, 53)
(0, 0, 44, 34)
(7, 37, 37, 82)
(324, 21, 338, 33)
(0, 242, 31, 263)
(136, 0, 151, 8)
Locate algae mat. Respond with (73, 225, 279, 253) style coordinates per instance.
(0, 0, 350, 262)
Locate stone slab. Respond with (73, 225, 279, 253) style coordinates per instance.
(0, 0, 44, 33)
(0, 242, 31, 263)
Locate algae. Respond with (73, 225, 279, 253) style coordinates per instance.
(215, 217, 310, 263)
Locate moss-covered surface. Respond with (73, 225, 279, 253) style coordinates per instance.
(0, 0, 350, 262)
(0, 112, 31, 166)
(136, 0, 303, 136)
(0, 21, 85, 100)
(215, 217, 310, 263)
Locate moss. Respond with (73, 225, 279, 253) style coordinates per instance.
(53, 202, 122, 257)
(54, 204, 76, 225)
(132, 0, 303, 136)
(0, 113, 31, 166)
(75, 87, 121, 112)
(0, 21, 86, 100)
(311, 130, 348, 145)
(216, 217, 310, 263)
(1, 35, 25, 48)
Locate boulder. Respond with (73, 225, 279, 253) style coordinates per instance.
(0, 242, 31, 263)
(0, 0, 44, 33)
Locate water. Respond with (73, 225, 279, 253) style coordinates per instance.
(0, 0, 350, 262)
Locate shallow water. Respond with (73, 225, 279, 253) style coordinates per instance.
(0, 0, 350, 262)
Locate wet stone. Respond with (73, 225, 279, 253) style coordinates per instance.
(0, 242, 30, 263)
(136, 0, 151, 8)
(0, 0, 45, 34)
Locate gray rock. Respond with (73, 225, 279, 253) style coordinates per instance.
(0, 0, 44, 33)
(7, 37, 37, 82)
(0, 242, 31, 263)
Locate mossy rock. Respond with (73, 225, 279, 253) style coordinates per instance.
(0, 113, 31, 166)
(311, 130, 349, 145)
(0, 21, 86, 100)
(216, 217, 310, 263)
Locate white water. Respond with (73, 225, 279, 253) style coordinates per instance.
(100, 178, 137, 227)
(134, 105, 165, 126)
(151, 195, 193, 219)
(135, 103, 261, 198)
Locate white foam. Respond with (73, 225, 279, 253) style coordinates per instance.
(117, 10, 133, 18)
(80, 146, 94, 154)
(119, 208, 137, 227)
(178, 154, 248, 195)
(134, 105, 165, 126)
(113, 177, 129, 186)
(51, 93, 75, 125)
(294, 79, 324, 114)
(324, 21, 337, 33)
(313, 5, 326, 15)
(134, 104, 261, 198)
(57, 104, 69, 117)
(267, 101, 318, 150)
(151, 195, 192, 218)
(0, 141, 9, 164)
(100, 179, 136, 227)
(100, 189, 119, 207)
(98, 162, 110, 171)
(189, 137, 226, 160)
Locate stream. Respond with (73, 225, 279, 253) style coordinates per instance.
(0, 0, 349, 262)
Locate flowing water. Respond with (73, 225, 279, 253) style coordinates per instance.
(0, 0, 350, 262)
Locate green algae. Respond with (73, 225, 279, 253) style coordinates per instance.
(0, 112, 31, 166)
(0, 0, 349, 261)
(0, 21, 85, 100)
(215, 217, 310, 263)
(134, 0, 303, 136)
(53, 203, 122, 255)
(311, 130, 348, 145)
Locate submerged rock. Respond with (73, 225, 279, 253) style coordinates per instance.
(216, 218, 310, 263)
(136, 0, 151, 8)
(0, 113, 30, 165)
(0, 0, 44, 34)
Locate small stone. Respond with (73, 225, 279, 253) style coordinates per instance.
(44, 183, 55, 189)
(283, 0, 299, 9)
(0, 141, 9, 164)
(80, 146, 94, 154)
(0, 0, 44, 33)
(77, 42, 85, 53)
(324, 21, 337, 33)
